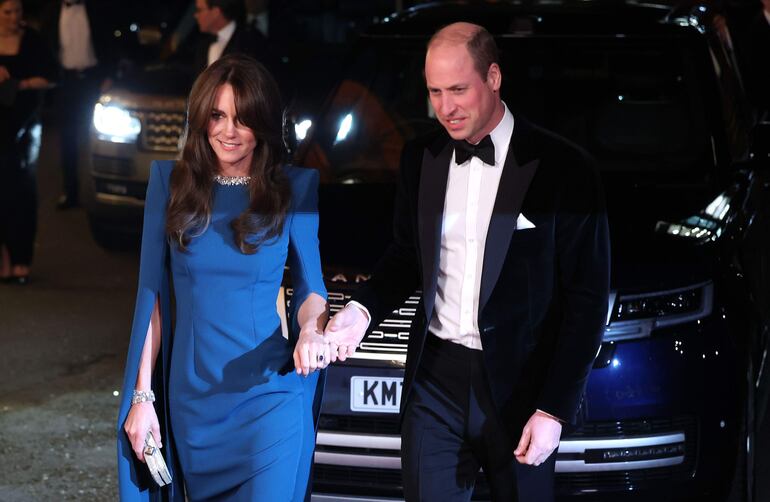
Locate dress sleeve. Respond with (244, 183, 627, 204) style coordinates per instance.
(287, 168, 328, 318)
(116, 161, 184, 500)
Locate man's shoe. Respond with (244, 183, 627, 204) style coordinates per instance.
(56, 195, 80, 210)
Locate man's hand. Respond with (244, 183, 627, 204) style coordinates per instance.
(513, 410, 563, 466)
(324, 304, 369, 362)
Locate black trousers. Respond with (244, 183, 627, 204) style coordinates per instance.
(54, 67, 101, 202)
(401, 334, 555, 502)
(0, 149, 37, 266)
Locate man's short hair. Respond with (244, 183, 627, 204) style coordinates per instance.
(466, 27, 499, 80)
(428, 24, 499, 80)
(206, 0, 245, 22)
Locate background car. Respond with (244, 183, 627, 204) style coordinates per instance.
(285, 1, 770, 501)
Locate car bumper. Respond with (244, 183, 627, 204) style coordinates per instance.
(313, 310, 739, 499)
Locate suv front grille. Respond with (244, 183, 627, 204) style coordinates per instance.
(137, 110, 185, 152)
(318, 414, 400, 435)
(313, 416, 698, 497)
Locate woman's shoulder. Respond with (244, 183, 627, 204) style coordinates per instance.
(283, 165, 319, 185)
(152, 160, 175, 177)
(149, 160, 175, 194)
(283, 165, 320, 195)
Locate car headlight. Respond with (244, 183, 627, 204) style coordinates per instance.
(93, 103, 141, 143)
(604, 282, 714, 341)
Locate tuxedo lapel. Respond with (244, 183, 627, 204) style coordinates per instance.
(479, 141, 539, 314)
(417, 137, 453, 321)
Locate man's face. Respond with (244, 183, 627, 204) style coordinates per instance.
(194, 0, 220, 34)
(425, 43, 501, 144)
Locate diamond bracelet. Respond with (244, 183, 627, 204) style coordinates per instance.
(132, 390, 156, 405)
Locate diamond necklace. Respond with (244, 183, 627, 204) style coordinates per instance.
(213, 174, 251, 186)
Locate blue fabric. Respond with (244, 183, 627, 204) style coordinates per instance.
(116, 160, 327, 501)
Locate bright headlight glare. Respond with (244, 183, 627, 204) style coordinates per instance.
(93, 103, 141, 143)
(295, 118, 312, 141)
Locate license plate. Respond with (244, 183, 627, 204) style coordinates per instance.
(350, 376, 403, 413)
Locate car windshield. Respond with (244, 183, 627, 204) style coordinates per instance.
(297, 35, 713, 184)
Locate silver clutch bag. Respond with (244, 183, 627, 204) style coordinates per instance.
(144, 431, 172, 486)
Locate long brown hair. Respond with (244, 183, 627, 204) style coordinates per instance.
(166, 54, 290, 254)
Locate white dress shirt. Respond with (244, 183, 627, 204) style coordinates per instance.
(59, 3, 98, 70)
(429, 104, 514, 350)
(207, 21, 236, 67)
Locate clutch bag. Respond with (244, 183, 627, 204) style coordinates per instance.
(144, 431, 172, 486)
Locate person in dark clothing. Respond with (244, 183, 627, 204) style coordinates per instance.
(0, 0, 57, 284)
(324, 22, 610, 501)
(40, 0, 119, 209)
(190, 0, 270, 75)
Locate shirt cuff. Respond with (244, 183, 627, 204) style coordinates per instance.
(346, 300, 372, 330)
(536, 408, 565, 423)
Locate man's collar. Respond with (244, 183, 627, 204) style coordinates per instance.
(217, 20, 237, 41)
(488, 102, 514, 167)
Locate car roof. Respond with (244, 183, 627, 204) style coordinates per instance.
(364, 0, 710, 39)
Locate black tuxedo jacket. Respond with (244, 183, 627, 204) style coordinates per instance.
(192, 22, 270, 76)
(353, 117, 610, 435)
(41, 0, 122, 71)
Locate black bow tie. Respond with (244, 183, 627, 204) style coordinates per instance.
(454, 135, 495, 165)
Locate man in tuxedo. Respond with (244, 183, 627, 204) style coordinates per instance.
(324, 22, 610, 501)
(42, 0, 120, 209)
(191, 0, 269, 74)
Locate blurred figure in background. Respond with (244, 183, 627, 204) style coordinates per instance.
(0, 0, 57, 284)
(191, 0, 268, 74)
(41, 0, 117, 210)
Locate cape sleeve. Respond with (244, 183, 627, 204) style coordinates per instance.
(286, 166, 328, 326)
(116, 160, 185, 501)
(285, 166, 329, 436)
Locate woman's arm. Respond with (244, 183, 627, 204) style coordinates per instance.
(123, 296, 163, 462)
(293, 292, 329, 376)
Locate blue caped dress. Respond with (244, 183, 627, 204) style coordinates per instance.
(116, 160, 327, 501)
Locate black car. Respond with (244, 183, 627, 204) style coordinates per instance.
(286, 1, 770, 501)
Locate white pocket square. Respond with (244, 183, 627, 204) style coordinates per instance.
(516, 213, 536, 230)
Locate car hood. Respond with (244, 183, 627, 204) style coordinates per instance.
(603, 175, 726, 292)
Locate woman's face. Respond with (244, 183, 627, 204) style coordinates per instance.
(0, 0, 22, 33)
(207, 83, 257, 174)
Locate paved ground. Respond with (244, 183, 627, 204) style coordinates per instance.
(0, 123, 769, 501)
(0, 123, 137, 501)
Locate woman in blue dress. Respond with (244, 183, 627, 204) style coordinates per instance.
(116, 54, 330, 501)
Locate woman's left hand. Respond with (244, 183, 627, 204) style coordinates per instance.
(293, 327, 331, 376)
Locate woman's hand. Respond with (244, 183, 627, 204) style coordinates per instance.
(123, 401, 161, 463)
(293, 326, 331, 376)
(0, 66, 10, 83)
